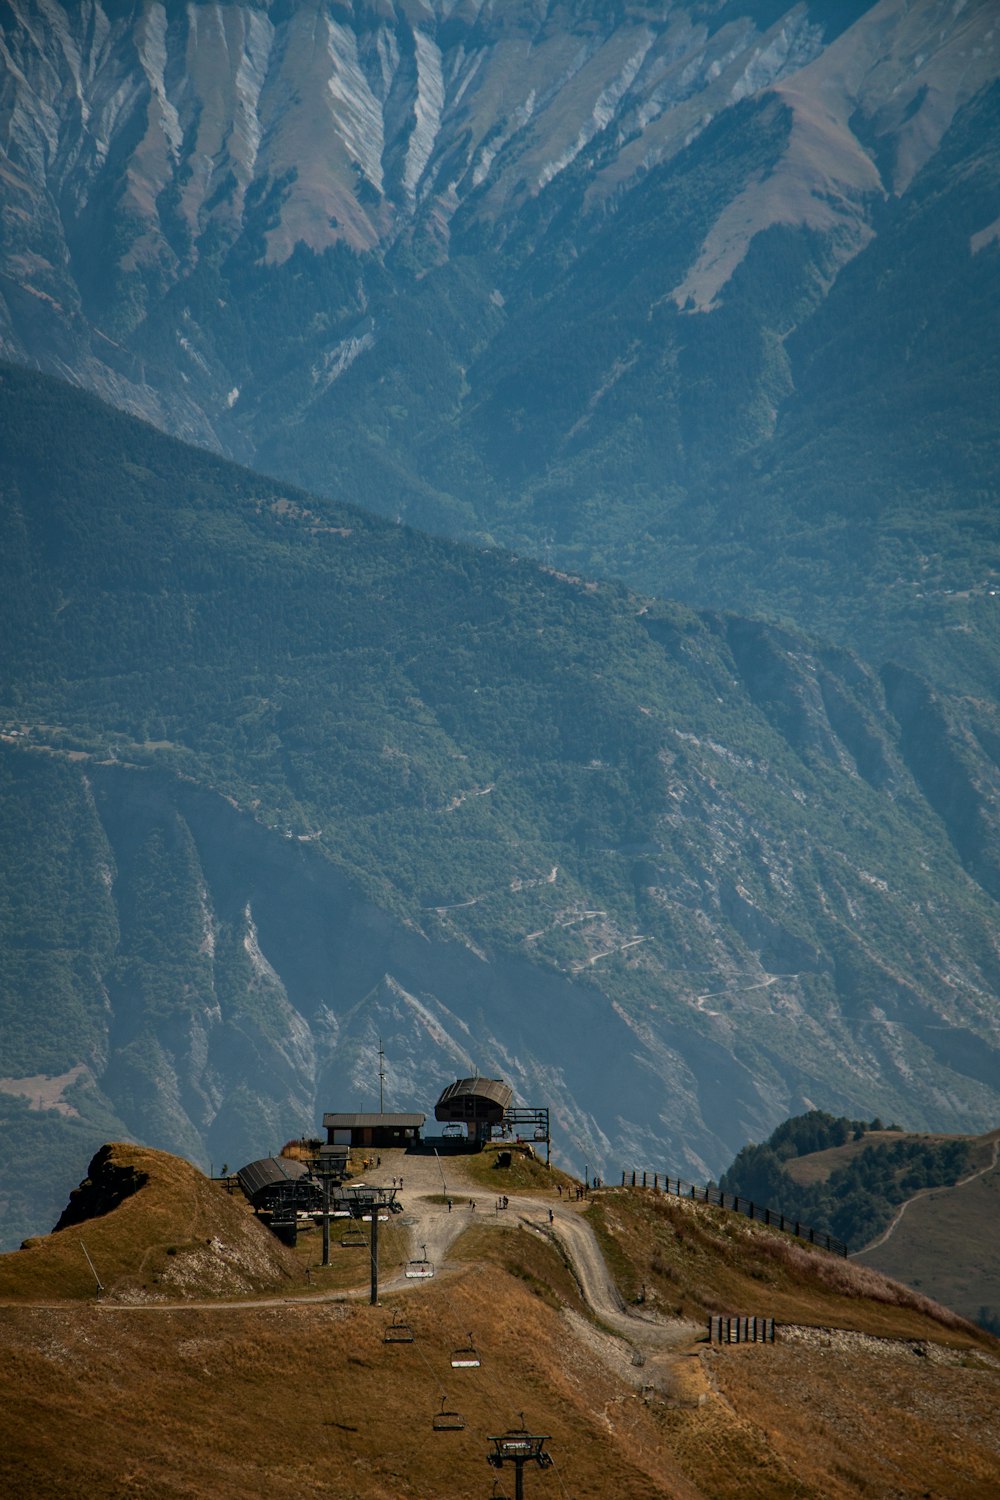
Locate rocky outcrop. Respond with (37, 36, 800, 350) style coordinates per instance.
(53, 1144, 147, 1231)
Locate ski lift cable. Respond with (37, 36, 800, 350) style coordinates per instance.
(473, 1346, 567, 1489)
(380, 1279, 548, 1462)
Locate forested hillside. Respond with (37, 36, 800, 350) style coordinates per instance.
(2, 363, 999, 1248)
(1, 1, 997, 693)
(717, 1111, 973, 1250)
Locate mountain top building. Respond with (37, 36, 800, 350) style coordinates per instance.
(323, 1112, 425, 1148)
(434, 1076, 513, 1144)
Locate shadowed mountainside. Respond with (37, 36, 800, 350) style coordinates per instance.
(2, 363, 1000, 1249)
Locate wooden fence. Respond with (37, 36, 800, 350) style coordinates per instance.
(619, 1169, 847, 1258)
(708, 1315, 775, 1345)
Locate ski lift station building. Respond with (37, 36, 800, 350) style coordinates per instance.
(434, 1077, 513, 1143)
(323, 1111, 426, 1149)
(236, 1156, 323, 1216)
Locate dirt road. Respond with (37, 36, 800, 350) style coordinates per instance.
(369, 1148, 702, 1381)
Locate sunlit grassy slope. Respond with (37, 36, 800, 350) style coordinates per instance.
(1, 1143, 999, 1498)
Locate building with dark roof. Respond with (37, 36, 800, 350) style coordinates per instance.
(434, 1077, 513, 1142)
(235, 1156, 322, 1216)
(323, 1112, 425, 1148)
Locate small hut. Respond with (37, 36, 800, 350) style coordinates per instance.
(323, 1112, 425, 1149)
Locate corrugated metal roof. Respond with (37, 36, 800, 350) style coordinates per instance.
(322, 1113, 426, 1128)
(236, 1157, 309, 1197)
(435, 1078, 513, 1110)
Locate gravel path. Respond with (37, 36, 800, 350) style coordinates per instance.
(89, 1144, 702, 1374)
(368, 1148, 702, 1369)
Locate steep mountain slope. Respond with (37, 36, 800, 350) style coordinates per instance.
(2, 362, 1000, 1249)
(0, 1142, 302, 1301)
(1, 1, 997, 696)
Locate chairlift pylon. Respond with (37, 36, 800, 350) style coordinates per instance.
(383, 1310, 415, 1344)
(450, 1332, 481, 1368)
(432, 1396, 465, 1432)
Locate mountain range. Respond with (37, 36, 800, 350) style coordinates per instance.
(2, 360, 999, 1252)
(1, 0, 999, 1253)
(1, 0, 997, 678)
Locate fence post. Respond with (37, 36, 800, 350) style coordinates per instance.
(621, 1171, 626, 1186)
(642, 1171, 647, 1188)
(631, 1170, 636, 1187)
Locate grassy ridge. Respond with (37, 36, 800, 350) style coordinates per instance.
(1, 1141, 998, 1499)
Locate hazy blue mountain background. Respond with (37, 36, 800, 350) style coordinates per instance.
(2, 0, 996, 683)
(2, 362, 999, 1250)
(1, 0, 999, 1246)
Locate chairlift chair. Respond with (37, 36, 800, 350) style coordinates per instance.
(383, 1311, 414, 1344)
(340, 1224, 367, 1249)
(405, 1243, 434, 1278)
(432, 1396, 465, 1432)
(450, 1333, 480, 1368)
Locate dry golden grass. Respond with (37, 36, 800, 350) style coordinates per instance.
(708, 1335, 1000, 1498)
(457, 1141, 576, 1193)
(0, 1251, 693, 1499)
(3, 1146, 1000, 1498)
(782, 1128, 990, 1188)
(451, 1219, 589, 1313)
(0, 1144, 306, 1303)
(588, 1187, 992, 1345)
(855, 1136, 1000, 1323)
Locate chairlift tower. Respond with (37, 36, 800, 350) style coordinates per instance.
(487, 1420, 553, 1500)
(307, 1149, 394, 1303)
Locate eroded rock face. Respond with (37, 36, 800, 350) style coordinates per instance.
(1, 1, 996, 450)
(53, 1144, 147, 1231)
